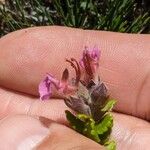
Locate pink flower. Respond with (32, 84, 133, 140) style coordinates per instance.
(80, 46, 100, 81)
(39, 74, 57, 100)
(39, 46, 100, 100)
(39, 69, 76, 100)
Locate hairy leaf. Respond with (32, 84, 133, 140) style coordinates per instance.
(105, 140, 116, 150)
(95, 114, 113, 135)
(65, 110, 85, 133)
(101, 99, 116, 112)
(77, 114, 100, 142)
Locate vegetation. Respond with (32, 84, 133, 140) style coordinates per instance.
(0, 0, 150, 36)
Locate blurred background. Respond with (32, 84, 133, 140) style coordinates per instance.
(0, 0, 150, 37)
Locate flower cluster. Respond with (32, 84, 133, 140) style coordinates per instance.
(39, 47, 99, 94)
(39, 46, 116, 150)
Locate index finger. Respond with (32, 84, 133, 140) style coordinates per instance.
(0, 26, 150, 120)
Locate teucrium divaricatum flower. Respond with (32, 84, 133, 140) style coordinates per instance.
(39, 46, 116, 150)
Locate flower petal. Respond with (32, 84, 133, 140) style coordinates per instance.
(90, 46, 100, 61)
(80, 46, 101, 84)
(39, 75, 52, 100)
(61, 68, 69, 82)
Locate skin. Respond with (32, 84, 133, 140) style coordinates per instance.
(0, 26, 149, 150)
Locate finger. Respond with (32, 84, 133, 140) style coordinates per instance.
(0, 115, 104, 150)
(36, 113, 150, 150)
(112, 113, 150, 150)
(35, 123, 104, 150)
(0, 26, 150, 120)
(0, 115, 49, 150)
(0, 114, 149, 150)
(38, 113, 150, 150)
(0, 87, 69, 123)
(1, 87, 150, 149)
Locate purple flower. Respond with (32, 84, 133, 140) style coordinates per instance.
(39, 74, 57, 100)
(39, 46, 101, 101)
(80, 46, 100, 83)
(39, 69, 76, 100)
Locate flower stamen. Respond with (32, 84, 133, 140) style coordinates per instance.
(66, 58, 81, 85)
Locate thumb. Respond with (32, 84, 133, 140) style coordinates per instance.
(35, 122, 104, 150)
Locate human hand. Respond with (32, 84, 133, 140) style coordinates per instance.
(0, 26, 149, 149)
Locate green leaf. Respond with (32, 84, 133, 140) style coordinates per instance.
(65, 110, 85, 133)
(77, 114, 94, 123)
(90, 129, 100, 143)
(101, 100, 116, 112)
(105, 140, 116, 150)
(77, 114, 100, 143)
(95, 114, 113, 135)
